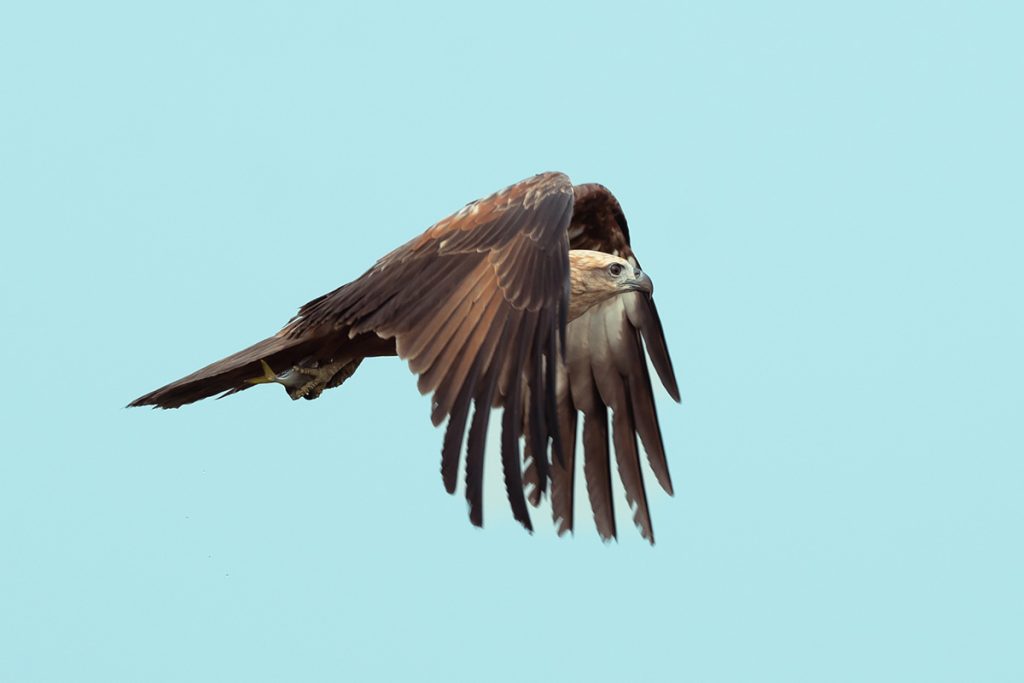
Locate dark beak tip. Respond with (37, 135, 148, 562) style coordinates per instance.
(634, 272, 654, 295)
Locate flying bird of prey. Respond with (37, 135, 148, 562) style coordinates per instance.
(130, 172, 680, 542)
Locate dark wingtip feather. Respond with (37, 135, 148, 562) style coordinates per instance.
(582, 406, 617, 542)
(501, 387, 534, 533)
(639, 297, 681, 403)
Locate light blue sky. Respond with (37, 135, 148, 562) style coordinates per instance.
(2, 2, 1021, 681)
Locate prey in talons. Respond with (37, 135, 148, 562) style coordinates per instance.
(247, 357, 363, 400)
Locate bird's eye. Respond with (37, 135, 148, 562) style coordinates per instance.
(608, 263, 624, 277)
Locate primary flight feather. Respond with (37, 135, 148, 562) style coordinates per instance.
(129, 172, 680, 543)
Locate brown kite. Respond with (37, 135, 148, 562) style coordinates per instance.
(130, 172, 680, 542)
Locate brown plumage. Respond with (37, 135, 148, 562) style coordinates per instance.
(129, 172, 680, 543)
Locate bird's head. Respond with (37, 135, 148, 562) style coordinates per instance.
(567, 249, 652, 321)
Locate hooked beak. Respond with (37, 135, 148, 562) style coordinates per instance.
(627, 271, 653, 295)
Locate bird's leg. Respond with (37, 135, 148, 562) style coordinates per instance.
(284, 357, 363, 400)
(325, 357, 363, 390)
(246, 355, 364, 401)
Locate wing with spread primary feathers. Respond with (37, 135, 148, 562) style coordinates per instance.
(525, 182, 681, 544)
(286, 172, 574, 530)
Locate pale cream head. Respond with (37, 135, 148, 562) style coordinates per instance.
(567, 249, 653, 321)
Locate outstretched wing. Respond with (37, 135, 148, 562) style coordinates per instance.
(288, 172, 574, 530)
(527, 182, 680, 544)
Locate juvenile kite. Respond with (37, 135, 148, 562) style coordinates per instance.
(130, 172, 680, 542)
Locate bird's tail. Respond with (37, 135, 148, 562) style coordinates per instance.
(127, 333, 330, 409)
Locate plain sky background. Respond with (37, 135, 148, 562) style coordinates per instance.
(2, 1, 1022, 681)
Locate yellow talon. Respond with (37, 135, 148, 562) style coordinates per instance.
(245, 359, 278, 384)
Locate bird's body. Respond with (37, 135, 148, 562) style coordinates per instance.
(130, 172, 679, 542)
